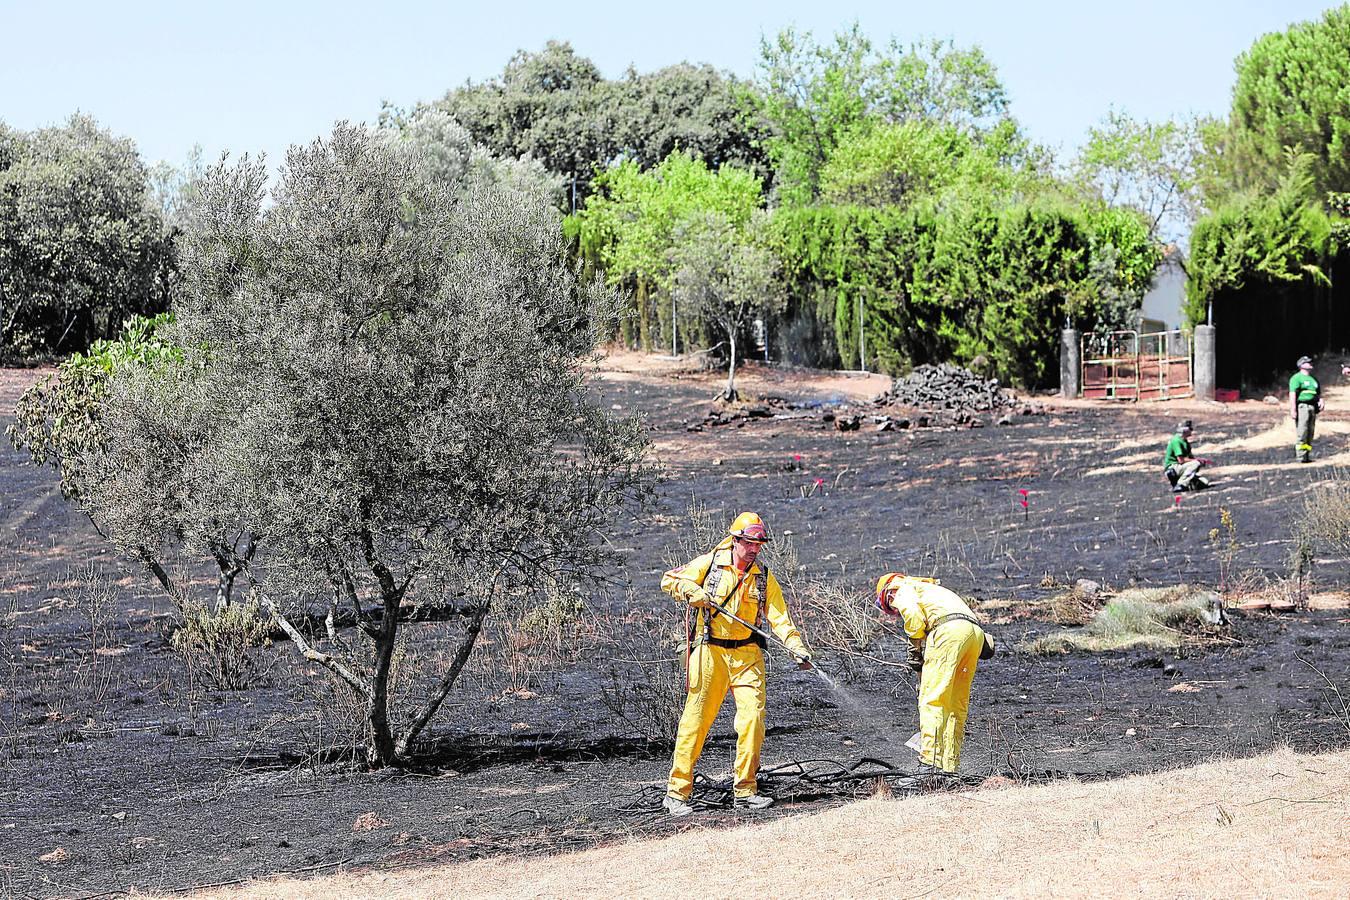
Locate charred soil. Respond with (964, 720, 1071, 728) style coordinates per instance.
(2, 358, 1350, 897)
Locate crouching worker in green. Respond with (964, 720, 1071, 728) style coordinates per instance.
(1164, 420, 1210, 492)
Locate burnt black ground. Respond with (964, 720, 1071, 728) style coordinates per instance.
(2, 362, 1349, 898)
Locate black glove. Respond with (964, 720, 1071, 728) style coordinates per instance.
(906, 645, 924, 673)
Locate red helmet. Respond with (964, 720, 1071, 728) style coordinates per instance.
(875, 572, 938, 613)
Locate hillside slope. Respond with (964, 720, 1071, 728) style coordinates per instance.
(207, 746, 1350, 899)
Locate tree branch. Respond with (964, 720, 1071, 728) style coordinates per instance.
(329, 553, 378, 638)
(135, 546, 187, 609)
(325, 595, 350, 651)
(394, 559, 509, 760)
(395, 598, 491, 760)
(258, 591, 368, 697)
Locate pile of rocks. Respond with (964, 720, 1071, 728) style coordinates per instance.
(685, 400, 777, 432)
(877, 363, 1019, 413)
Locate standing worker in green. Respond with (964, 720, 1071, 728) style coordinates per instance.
(1290, 356, 1324, 462)
(659, 512, 812, 817)
(1163, 419, 1211, 492)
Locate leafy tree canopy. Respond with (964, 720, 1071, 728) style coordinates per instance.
(572, 151, 764, 294)
(752, 24, 1009, 205)
(821, 118, 1053, 209)
(424, 42, 766, 206)
(609, 63, 770, 175)
(1227, 4, 1350, 199)
(384, 107, 563, 204)
(0, 114, 173, 355)
(1074, 110, 1205, 244)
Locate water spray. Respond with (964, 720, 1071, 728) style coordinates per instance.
(678, 574, 912, 751)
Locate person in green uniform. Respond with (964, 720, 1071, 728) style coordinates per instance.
(1163, 419, 1211, 491)
(1289, 356, 1324, 463)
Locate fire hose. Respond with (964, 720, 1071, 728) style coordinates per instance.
(673, 572, 812, 680)
(704, 599, 813, 669)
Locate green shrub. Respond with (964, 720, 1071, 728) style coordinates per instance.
(8, 313, 179, 501)
(170, 600, 273, 690)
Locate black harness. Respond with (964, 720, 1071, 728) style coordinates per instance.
(691, 562, 768, 650)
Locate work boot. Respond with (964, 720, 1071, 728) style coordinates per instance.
(735, 794, 774, 811)
(663, 796, 693, 818)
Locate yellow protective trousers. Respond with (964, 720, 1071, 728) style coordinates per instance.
(918, 619, 984, 772)
(667, 641, 766, 800)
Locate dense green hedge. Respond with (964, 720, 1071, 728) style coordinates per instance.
(1184, 173, 1342, 386)
(1184, 185, 1333, 329)
(770, 201, 1158, 387)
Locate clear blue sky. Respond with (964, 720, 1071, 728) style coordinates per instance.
(0, 0, 1340, 173)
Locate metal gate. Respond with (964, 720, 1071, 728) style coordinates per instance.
(1082, 329, 1192, 400)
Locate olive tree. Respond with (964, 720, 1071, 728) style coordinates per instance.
(384, 107, 563, 206)
(669, 211, 784, 401)
(75, 123, 656, 767)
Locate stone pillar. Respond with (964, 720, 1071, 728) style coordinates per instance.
(1060, 328, 1081, 398)
(1194, 324, 1216, 401)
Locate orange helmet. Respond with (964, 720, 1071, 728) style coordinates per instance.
(728, 511, 770, 543)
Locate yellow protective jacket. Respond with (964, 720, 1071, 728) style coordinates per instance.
(890, 580, 978, 641)
(661, 546, 806, 653)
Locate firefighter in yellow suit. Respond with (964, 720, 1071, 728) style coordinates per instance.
(659, 512, 811, 817)
(875, 573, 992, 774)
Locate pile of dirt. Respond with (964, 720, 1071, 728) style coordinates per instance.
(877, 363, 1020, 414)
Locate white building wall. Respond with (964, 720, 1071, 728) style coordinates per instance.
(1138, 252, 1186, 331)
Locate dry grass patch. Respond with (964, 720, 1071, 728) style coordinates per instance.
(195, 746, 1350, 899)
(1024, 585, 1222, 655)
(1047, 585, 1103, 626)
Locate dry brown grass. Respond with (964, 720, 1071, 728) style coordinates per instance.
(1048, 586, 1102, 626)
(1024, 585, 1222, 655)
(194, 746, 1350, 899)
